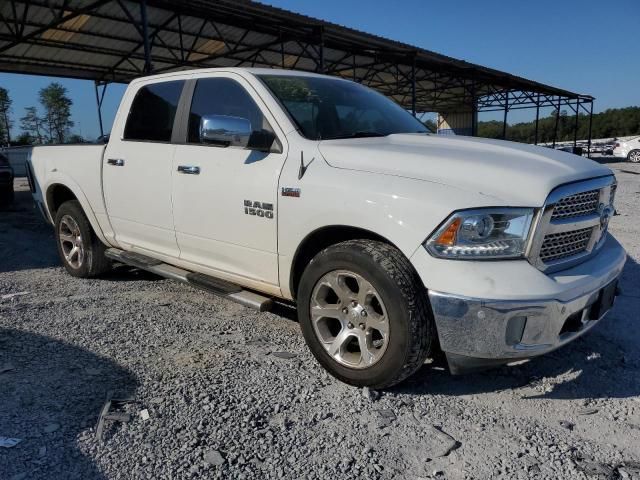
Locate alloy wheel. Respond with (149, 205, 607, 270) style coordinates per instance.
(58, 215, 84, 269)
(310, 269, 390, 369)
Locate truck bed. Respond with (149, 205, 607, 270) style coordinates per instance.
(29, 144, 107, 224)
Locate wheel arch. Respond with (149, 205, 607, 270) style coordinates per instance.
(46, 183, 78, 220)
(289, 224, 403, 300)
(44, 181, 110, 246)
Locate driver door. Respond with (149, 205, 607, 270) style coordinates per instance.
(171, 73, 287, 287)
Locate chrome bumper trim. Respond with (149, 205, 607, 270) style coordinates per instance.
(428, 275, 621, 364)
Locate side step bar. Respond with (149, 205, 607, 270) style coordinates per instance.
(105, 248, 273, 312)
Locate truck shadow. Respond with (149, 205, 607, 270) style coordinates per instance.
(0, 186, 162, 282)
(398, 254, 640, 401)
(0, 328, 138, 479)
(593, 155, 622, 165)
(0, 188, 59, 273)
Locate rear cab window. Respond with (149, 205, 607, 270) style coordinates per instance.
(123, 80, 185, 142)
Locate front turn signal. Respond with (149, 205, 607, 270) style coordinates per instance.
(433, 217, 461, 246)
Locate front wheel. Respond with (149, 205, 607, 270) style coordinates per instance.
(297, 240, 434, 388)
(628, 150, 640, 163)
(54, 200, 111, 278)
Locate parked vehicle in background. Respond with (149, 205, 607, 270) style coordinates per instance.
(612, 136, 640, 162)
(26, 68, 626, 388)
(602, 145, 614, 156)
(556, 145, 583, 156)
(585, 144, 602, 155)
(0, 152, 15, 206)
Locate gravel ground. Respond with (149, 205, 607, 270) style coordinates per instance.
(1, 160, 640, 480)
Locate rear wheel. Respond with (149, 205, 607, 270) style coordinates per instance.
(297, 240, 434, 388)
(54, 200, 111, 277)
(628, 150, 640, 163)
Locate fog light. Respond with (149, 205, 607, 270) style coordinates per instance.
(505, 316, 527, 345)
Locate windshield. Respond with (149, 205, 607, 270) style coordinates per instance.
(259, 75, 428, 140)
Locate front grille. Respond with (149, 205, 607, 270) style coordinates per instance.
(551, 189, 600, 220)
(530, 177, 616, 271)
(539, 227, 592, 263)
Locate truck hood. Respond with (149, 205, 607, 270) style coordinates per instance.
(318, 134, 612, 206)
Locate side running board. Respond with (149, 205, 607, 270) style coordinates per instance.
(105, 248, 273, 312)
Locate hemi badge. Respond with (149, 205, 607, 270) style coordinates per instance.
(281, 187, 301, 198)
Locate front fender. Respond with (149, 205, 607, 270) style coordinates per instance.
(276, 145, 509, 298)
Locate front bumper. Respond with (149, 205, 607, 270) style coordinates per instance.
(416, 235, 626, 374)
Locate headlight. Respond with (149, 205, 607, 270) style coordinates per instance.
(425, 208, 535, 259)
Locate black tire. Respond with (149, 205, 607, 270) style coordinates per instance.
(297, 240, 434, 388)
(54, 200, 111, 278)
(628, 150, 640, 163)
(0, 186, 13, 207)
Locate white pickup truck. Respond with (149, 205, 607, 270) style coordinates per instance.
(27, 68, 625, 388)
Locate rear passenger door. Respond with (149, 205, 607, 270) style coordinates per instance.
(103, 78, 185, 258)
(171, 73, 287, 287)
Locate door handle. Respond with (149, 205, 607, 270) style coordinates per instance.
(177, 165, 200, 175)
(107, 158, 125, 166)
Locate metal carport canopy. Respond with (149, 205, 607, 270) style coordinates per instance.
(0, 0, 593, 114)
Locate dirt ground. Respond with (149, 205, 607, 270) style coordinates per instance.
(1, 159, 639, 480)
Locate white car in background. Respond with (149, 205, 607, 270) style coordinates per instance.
(613, 137, 640, 162)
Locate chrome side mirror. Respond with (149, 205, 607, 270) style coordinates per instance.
(200, 114, 251, 147)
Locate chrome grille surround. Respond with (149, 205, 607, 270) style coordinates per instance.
(527, 175, 617, 273)
(610, 183, 617, 205)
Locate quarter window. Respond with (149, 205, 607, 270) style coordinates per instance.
(124, 80, 185, 142)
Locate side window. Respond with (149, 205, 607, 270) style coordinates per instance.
(188, 77, 274, 145)
(124, 80, 184, 142)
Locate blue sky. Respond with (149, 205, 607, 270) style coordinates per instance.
(1, 0, 638, 140)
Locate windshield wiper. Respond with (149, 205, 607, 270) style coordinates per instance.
(325, 131, 388, 140)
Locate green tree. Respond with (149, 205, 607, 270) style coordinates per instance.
(66, 134, 85, 144)
(20, 106, 45, 144)
(39, 82, 74, 143)
(0, 87, 12, 145)
(14, 132, 35, 146)
(476, 106, 640, 144)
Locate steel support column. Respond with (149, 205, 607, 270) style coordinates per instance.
(279, 30, 284, 68)
(573, 99, 580, 150)
(139, 0, 152, 74)
(411, 56, 416, 116)
(94, 81, 108, 139)
(534, 93, 540, 145)
(552, 98, 561, 148)
(502, 91, 509, 139)
(587, 101, 594, 159)
(317, 26, 325, 73)
(470, 79, 478, 136)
